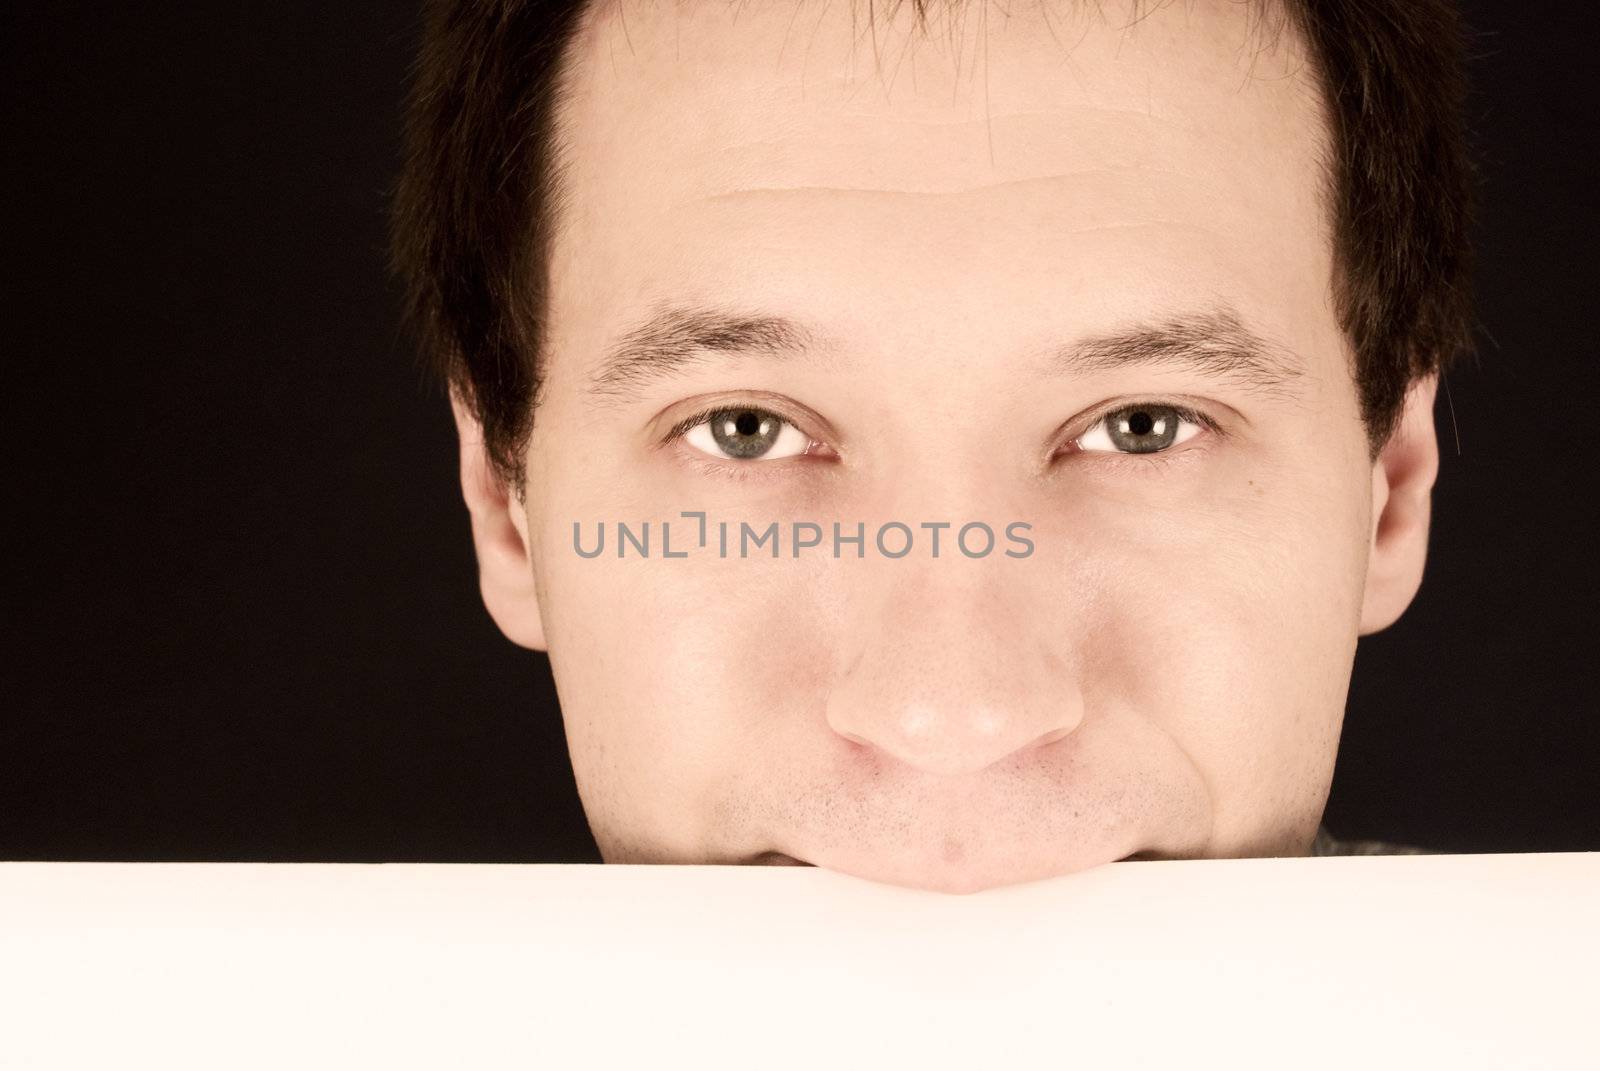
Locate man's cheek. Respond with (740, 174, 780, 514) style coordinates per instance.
(547, 556, 816, 788)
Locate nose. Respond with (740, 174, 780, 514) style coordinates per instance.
(824, 559, 1083, 776)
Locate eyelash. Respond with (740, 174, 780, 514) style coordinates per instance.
(662, 407, 753, 445)
(661, 400, 1222, 467)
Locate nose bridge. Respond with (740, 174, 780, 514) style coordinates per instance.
(825, 554, 1083, 777)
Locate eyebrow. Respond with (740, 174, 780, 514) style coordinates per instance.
(587, 301, 1305, 404)
(1043, 306, 1307, 402)
(589, 302, 827, 403)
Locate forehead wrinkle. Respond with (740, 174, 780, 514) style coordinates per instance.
(701, 168, 1197, 201)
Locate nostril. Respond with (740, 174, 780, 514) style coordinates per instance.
(1034, 725, 1076, 748)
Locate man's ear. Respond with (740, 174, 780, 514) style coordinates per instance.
(1359, 371, 1442, 636)
(450, 391, 548, 651)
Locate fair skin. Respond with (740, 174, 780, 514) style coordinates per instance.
(452, 0, 1440, 894)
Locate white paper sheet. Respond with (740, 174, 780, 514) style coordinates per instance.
(2, 853, 1596, 1069)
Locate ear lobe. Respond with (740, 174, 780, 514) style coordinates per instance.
(450, 391, 548, 651)
(1358, 372, 1442, 637)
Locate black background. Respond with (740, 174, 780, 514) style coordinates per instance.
(4, 3, 1595, 862)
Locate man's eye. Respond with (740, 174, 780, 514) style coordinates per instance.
(680, 407, 813, 461)
(1074, 402, 1210, 456)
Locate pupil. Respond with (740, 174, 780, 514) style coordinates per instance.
(1128, 410, 1154, 436)
(734, 411, 760, 436)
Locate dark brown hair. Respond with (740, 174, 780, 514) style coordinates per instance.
(392, 0, 1474, 495)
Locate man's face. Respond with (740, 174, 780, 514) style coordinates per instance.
(465, 0, 1440, 892)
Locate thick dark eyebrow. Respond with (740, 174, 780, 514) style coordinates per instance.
(587, 301, 1304, 404)
(1039, 306, 1307, 402)
(588, 302, 827, 404)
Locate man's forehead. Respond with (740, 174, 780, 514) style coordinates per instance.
(557, 0, 1319, 189)
(550, 0, 1325, 257)
(542, 0, 1336, 389)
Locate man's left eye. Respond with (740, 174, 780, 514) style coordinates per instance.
(682, 407, 813, 461)
(1074, 402, 1209, 456)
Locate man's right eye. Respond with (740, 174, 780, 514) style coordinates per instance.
(1071, 400, 1217, 458)
(678, 406, 815, 462)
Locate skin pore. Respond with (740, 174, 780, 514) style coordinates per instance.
(453, 0, 1441, 894)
